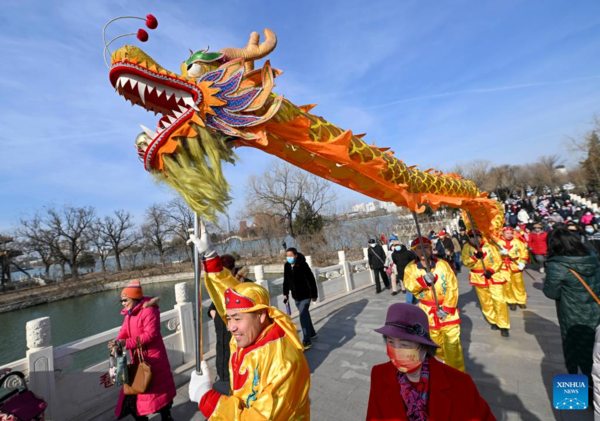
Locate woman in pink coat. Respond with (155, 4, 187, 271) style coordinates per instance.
(108, 280, 177, 420)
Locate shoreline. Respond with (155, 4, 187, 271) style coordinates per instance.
(0, 264, 287, 314)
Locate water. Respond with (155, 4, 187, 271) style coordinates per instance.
(0, 273, 283, 370)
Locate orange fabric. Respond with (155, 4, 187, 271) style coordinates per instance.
(121, 280, 143, 299)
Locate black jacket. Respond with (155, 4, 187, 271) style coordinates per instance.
(391, 246, 416, 279)
(283, 253, 318, 301)
(368, 244, 387, 269)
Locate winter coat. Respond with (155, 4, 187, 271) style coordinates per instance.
(543, 255, 600, 377)
(528, 231, 548, 255)
(582, 214, 595, 225)
(390, 247, 416, 280)
(115, 297, 177, 417)
(368, 244, 388, 269)
(366, 358, 495, 421)
(283, 253, 318, 301)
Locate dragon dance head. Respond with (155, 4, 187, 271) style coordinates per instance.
(106, 16, 282, 220)
(105, 15, 505, 237)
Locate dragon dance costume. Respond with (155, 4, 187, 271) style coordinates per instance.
(404, 256, 466, 372)
(461, 236, 510, 330)
(497, 227, 529, 307)
(199, 256, 310, 420)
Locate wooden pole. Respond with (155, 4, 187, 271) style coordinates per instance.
(193, 213, 203, 375)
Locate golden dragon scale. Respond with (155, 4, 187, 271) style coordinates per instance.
(108, 29, 504, 237)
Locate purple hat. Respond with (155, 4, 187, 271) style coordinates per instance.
(374, 303, 439, 348)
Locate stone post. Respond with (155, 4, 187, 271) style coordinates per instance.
(305, 255, 313, 268)
(174, 282, 196, 362)
(26, 317, 57, 420)
(338, 250, 354, 292)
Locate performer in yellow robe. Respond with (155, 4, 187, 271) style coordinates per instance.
(461, 230, 511, 337)
(187, 225, 310, 420)
(404, 236, 466, 372)
(497, 226, 528, 311)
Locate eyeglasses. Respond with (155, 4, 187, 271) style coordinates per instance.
(120, 299, 130, 303)
(385, 322, 426, 337)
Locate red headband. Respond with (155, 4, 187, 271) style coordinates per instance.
(224, 288, 255, 311)
(411, 236, 432, 249)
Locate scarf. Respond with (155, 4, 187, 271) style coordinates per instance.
(397, 356, 430, 421)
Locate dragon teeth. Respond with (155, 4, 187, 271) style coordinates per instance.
(140, 124, 157, 139)
(167, 115, 178, 124)
(138, 83, 146, 105)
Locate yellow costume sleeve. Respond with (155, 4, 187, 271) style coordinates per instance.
(461, 244, 478, 269)
(517, 241, 528, 264)
(403, 261, 424, 295)
(204, 267, 240, 323)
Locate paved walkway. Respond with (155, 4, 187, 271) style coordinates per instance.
(151, 268, 592, 421)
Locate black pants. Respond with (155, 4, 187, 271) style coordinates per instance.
(373, 268, 390, 292)
(214, 315, 231, 382)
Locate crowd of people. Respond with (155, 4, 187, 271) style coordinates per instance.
(105, 193, 600, 420)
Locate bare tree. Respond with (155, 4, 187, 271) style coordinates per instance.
(18, 213, 56, 277)
(141, 204, 173, 265)
(451, 160, 493, 191)
(97, 210, 138, 271)
(245, 161, 337, 237)
(165, 197, 195, 261)
(45, 206, 95, 280)
(88, 222, 111, 273)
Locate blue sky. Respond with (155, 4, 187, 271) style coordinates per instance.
(1, 0, 600, 231)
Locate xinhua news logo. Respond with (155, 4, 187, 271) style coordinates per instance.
(553, 374, 588, 410)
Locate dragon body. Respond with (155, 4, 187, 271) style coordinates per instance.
(108, 29, 504, 236)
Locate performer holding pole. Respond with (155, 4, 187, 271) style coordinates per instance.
(497, 226, 528, 311)
(404, 232, 466, 372)
(187, 222, 310, 420)
(462, 212, 510, 337)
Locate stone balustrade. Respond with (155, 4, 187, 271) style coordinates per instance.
(0, 251, 374, 421)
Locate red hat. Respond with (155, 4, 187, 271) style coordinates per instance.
(121, 280, 143, 300)
(502, 226, 515, 232)
(374, 303, 439, 348)
(411, 236, 432, 250)
(438, 230, 446, 237)
(224, 287, 255, 311)
(467, 229, 481, 236)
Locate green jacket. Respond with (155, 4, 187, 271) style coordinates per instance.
(543, 254, 600, 339)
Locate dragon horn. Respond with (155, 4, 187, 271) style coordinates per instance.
(219, 29, 277, 71)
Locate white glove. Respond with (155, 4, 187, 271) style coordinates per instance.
(424, 272, 435, 286)
(188, 361, 212, 403)
(437, 309, 449, 321)
(187, 221, 216, 258)
(517, 262, 526, 271)
(500, 249, 509, 256)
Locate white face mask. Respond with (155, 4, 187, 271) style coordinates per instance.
(370, 244, 376, 248)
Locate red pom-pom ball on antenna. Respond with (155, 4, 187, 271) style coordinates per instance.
(145, 14, 158, 29)
(137, 29, 149, 42)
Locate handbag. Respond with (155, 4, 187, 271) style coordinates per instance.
(123, 338, 153, 395)
(569, 268, 600, 305)
(0, 371, 47, 421)
(385, 263, 394, 276)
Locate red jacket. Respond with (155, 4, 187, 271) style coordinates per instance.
(528, 232, 548, 255)
(115, 297, 177, 417)
(366, 358, 495, 421)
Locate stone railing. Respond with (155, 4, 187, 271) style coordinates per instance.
(0, 251, 374, 421)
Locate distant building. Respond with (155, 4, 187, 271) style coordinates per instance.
(352, 201, 399, 214)
(239, 220, 248, 235)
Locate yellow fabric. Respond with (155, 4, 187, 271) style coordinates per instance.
(474, 283, 510, 329)
(497, 238, 528, 305)
(430, 324, 465, 372)
(460, 241, 502, 286)
(204, 270, 310, 420)
(504, 271, 527, 305)
(403, 259, 465, 372)
(403, 259, 460, 327)
(204, 270, 304, 350)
